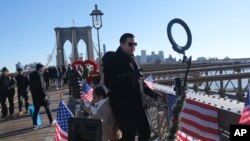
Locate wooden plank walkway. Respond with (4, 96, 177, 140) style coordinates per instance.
(0, 86, 70, 141)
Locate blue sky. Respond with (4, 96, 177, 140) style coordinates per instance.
(1, 0, 250, 72)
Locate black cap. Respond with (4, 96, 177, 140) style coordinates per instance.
(2, 67, 9, 72)
(36, 63, 44, 70)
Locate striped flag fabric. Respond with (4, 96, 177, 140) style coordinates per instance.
(81, 82, 93, 102)
(239, 86, 250, 124)
(166, 93, 179, 126)
(176, 131, 196, 141)
(180, 99, 219, 141)
(166, 93, 220, 141)
(144, 75, 154, 89)
(55, 100, 74, 141)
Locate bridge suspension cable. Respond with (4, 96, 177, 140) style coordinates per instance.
(45, 42, 56, 68)
(92, 40, 100, 59)
(45, 31, 59, 68)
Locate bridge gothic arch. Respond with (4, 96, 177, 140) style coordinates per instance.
(54, 26, 94, 66)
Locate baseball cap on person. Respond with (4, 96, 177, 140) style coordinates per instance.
(2, 67, 9, 72)
(36, 63, 44, 70)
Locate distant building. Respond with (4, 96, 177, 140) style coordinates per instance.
(136, 50, 166, 65)
(23, 62, 38, 71)
(196, 57, 208, 63)
(165, 55, 176, 64)
(16, 62, 23, 70)
(140, 50, 147, 64)
(208, 57, 218, 63)
(224, 56, 230, 60)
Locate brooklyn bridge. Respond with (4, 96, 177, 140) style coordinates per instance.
(1, 58, 250, 140)
(1, 20, 250, 140)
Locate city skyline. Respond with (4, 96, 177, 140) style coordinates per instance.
(1, 1, 250, 72)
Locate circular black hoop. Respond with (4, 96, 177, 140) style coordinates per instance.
(167, 18, 192, 54)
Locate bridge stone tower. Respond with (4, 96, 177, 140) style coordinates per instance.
(55, 26, 94, 66)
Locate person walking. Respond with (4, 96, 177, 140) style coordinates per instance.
(56, 66, 63, 89)
(29, 63, 56, 128)
(0, 67, 17, 118)
(64, 65, 72, 95)
(103, 33, 160, 141)
(43, 68, 50, 90)
(15, 68, 29, 115)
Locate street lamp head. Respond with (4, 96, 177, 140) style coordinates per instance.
(90, 4, 104, 29)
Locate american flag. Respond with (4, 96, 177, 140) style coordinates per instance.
(167, 93, 178, 125)
(166, 93, 220, 141)
(81, 82, 93, 102)
(55, 100, 74, 141)
(239, 86, 250, 124)
(144, 75, 154, 89)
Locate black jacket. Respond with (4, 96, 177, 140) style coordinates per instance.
(0, 75, 16, 96)
(29, 71, 48, 104)
(15, 74, 29, 93)
(104, 47, 158, 115)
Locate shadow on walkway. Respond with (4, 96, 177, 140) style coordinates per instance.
(0, 125, 51, 139)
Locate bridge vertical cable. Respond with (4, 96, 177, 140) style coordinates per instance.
(45, 31, 59, 67)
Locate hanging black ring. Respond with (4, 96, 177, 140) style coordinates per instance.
(167, 18, 192, 54)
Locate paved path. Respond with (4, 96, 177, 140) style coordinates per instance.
(0, 86, 69, 141)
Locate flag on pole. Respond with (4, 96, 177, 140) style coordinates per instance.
(144, 75, 154, 89)
(166, 93, 219, 141)
(166, 93, 179, 126)
(239, 86, 250, 124)
(81, 82, 93, 102)
(55, 100, 74, 141)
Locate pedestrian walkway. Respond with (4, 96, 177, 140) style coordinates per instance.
(0, 86, 69, 141)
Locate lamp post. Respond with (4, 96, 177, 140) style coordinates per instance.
(90, 4, 103, 70)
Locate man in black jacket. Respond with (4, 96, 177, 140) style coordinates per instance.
(0, 67, 16, 118)
(103, 33, 159, 141)
(15, 68, 29, 115)
(29, 63, 56, 128)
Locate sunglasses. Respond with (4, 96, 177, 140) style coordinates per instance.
(127, 42, 138, 47)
